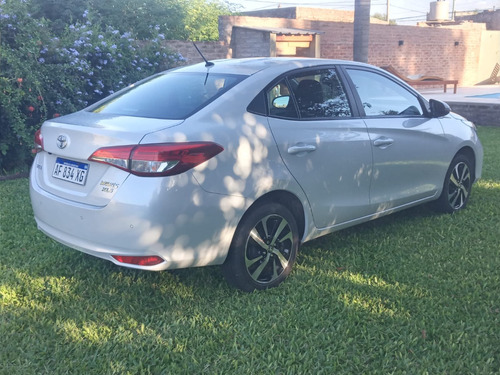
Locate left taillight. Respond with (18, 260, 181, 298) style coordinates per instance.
(33, 129, 44, 153)
(88, 142, 224, 177)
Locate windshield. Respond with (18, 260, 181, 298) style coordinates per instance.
(89, 72, 247, 120)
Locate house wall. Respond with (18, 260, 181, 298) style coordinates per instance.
(477, 31, 500, 83)
(164, 40, 230, 65)
(231, 27, 274, 58)
(240, 7, 388, 24)
(163, 11, 499, 87)
(365, 23, 485, 86)
(219, 15, 495, 86)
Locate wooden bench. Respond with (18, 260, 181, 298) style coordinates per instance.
(406, 79, 458, 94)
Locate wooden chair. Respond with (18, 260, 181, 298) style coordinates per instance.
(381, 65, 458, 94)
(488, 63, 499, 84)
(475, 63, 500, 85)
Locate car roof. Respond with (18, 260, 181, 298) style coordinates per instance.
(173, 57, 372, 76)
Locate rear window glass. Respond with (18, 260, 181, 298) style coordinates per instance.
(89, 72, 246, 119)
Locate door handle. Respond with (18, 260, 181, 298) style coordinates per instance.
(287, 143, 317, 155)
(373, 137, 394, 148)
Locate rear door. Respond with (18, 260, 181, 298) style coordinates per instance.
(266, 67, 373, 229)
(343, 67, 449, 212)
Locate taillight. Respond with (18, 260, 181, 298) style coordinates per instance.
(112, 255, 164, 266)
(33, 129, 44, 153)
(88, 142, 223, 177)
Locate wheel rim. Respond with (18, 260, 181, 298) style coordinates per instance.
(447, 161, 471, 210)
(244, 214, 294, 285)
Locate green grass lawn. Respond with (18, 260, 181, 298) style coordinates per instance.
(1, 127, 499, 374)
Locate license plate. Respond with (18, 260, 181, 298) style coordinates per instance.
(52, 158, 89, 186)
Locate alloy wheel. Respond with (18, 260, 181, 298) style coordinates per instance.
(447, 161, 471, 210)
(244, 214, 294, 284)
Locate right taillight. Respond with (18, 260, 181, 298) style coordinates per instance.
(33, 129, 44, 153)
(88, 142, 224, 177)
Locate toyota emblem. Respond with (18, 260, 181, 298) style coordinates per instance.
(56, 135, 68, 149)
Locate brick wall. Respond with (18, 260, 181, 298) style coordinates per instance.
(365, 23, 484, 85)
(165, 40, 230, 65)
(456, 9, 500, 31)
(219, 15, 491, 85)
(447, 102, 500, 127)
(161, 11, 498, 86)
(238, 7, 387, 24)
(231, 27, 273, 58)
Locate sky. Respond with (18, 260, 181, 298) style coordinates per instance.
(230, 0, 499, 25)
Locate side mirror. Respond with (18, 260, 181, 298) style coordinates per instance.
(273, 96, 290, 109)
(429, 99, 451, 118)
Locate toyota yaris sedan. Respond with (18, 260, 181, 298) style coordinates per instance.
(30, 58, 483, 291)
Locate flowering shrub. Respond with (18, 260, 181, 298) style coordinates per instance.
(0, 0, 184, 173)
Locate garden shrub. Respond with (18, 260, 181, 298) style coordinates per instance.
(0, 0, 184, 173)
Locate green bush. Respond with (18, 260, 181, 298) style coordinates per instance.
(0, 0, 184, 173)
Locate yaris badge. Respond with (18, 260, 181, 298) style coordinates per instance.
(56, 135, 68, 149)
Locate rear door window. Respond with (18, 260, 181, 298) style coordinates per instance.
(266, 67, 352, 120)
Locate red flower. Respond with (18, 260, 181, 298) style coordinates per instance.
(53, 113, 60, 118)
(28, 106, 35, 112)
(17, 78, 23, 83)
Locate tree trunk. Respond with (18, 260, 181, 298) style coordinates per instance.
(353, 0, 371, 63)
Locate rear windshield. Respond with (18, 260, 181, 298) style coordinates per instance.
(89, 72, 247, 119)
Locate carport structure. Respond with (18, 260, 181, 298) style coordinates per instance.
(230, 26, 323, 58)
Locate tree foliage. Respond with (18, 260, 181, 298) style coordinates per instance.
(372, 12, 397, 25)
(183, 0, 237, 41)
(0, 0, 199, 173)
(30, 0, 235, 40)
(0, 0, 236, 173)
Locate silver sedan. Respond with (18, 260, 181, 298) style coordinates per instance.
(30, 58, 483, 291)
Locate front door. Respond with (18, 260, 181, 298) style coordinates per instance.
(344, 68, 448, 212)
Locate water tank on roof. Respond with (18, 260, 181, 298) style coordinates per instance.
(428, 0, 450, 21)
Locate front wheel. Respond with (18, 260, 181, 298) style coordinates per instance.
(222, 203, 299, 292)
(435, 154, 473, 213)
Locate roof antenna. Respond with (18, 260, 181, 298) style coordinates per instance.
(193, 42, 214, 68)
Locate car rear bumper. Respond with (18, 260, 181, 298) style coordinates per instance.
(30, 165, 245, 270)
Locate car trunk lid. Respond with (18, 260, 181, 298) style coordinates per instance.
(32, 111, 184, 206)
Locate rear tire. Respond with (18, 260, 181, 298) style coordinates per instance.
(222, 203, 299, 292)
(435, 154, 473, 213)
